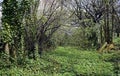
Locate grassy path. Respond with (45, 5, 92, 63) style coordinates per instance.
(0, 47, 117, 76)
(41, 47, 115, 76)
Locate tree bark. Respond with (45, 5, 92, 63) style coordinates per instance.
(4, 43, 10, 62)
(104, 2, 112, 44)
(111, 0, 114, 42)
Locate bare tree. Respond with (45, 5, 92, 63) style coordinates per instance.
(36, 0, 67, 55)
(23, 0, 63, 57)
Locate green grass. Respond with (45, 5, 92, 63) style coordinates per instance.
(0, 46, 118, 76)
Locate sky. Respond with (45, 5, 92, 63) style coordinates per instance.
(0, 8, 1, 27)
(0, 0, 3, 2)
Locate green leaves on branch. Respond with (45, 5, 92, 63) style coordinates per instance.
(2, 23, 12, 43)
(2, 0, 32, 46)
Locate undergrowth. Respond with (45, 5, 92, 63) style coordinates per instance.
(0, 46, 119, 76)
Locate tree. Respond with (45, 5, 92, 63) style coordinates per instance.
(36, 0, 66, 55)
(66, 0, 100, 47)
(114, 0, 120, 37)
(1, 0, 32, 61)
(64, 0, 119, 50)
(23, 0, 40, 59)
(2, 0, 20, 61)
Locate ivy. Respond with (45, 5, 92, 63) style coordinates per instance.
(1, 0, 32, 49)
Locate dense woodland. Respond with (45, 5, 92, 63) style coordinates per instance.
(0, 0, 120, 76)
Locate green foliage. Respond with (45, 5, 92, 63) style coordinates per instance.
(0, 47, 116, 76)
(1, 0, 31, 46)
(65, 26, 98, 49)
(102, 52, 120, 62)
(1, 0, 35, 61)
(101, 51, 120, 75)
(46, 47, 114, 75)
(114, 37, 120, 45)
(1, 23, 12, 43)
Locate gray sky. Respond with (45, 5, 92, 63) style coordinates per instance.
(0, 0, 3, 3)
(0, 1, 1, 11)
(0, 0, 1, 27)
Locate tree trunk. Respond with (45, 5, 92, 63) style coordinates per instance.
(117, 33, 119, 37)
(104, 2, 112, 44)
(4, 43, 10, 61)
(106, 4, 111, 44)
(100, 25, 104, 44)
(111, 0, 114, 42)
(10, 45, 17, 62)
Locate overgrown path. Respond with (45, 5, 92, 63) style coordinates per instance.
(41, 47, 115, 76)
(0, 47, 119, 76)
